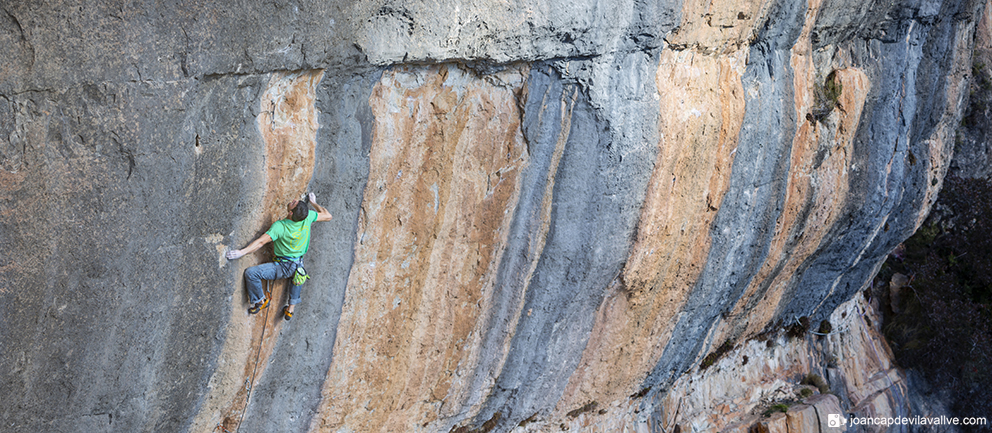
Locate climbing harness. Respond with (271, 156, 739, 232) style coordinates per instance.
(275, 256, 309, 287)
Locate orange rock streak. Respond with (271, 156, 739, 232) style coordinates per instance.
(210, 69, 325, 433)
(721, 0, 871, 340)
(556, 49, 747, 412)
(315, 64, 528, 432)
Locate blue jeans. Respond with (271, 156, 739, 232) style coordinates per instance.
(244, 258, 304, 306)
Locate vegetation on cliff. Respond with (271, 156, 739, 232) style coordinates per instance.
(881, 175, 992, 421)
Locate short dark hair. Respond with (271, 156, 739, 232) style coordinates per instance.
(290, 200, 309, 222)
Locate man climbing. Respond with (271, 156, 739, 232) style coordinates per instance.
(226, 192, 332, 320)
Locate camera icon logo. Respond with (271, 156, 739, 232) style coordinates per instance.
(827, 413, 847, 428)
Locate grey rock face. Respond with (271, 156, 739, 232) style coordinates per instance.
(456, 61, 660, 430)
(955, 8, 992, 180)
(353, 0, 680, 65)
(1, 70, 266, 432)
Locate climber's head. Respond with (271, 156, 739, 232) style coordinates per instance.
(288, 199, 309, 222)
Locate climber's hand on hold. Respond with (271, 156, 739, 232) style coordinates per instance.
(310, 195, 332, 222)
(308, 192, 316, 204)
(226, 249, 246, 260)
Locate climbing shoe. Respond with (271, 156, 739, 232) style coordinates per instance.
(248, 298, 269, 314)
(282, 305, 293, 321)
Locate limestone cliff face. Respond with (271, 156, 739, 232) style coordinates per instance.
(957, 0, 992, 179)
(0, 1, 985, 432)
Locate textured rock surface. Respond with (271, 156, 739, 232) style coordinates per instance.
(956, 4, 992, 179)
(0, 0, 986, 432)
(562, 292, 950, 433)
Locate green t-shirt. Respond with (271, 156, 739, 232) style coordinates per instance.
(266, 210, 318, 258)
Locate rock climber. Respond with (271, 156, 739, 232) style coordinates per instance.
(226, 192, 332, 320)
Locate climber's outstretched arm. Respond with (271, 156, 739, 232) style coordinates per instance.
(309, 192, 333, 222)
(226, 234, 272, 260)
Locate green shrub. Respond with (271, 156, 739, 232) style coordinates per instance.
(700, 340, 734, 370)
(817, 319, 833, 335)
(809, 71, 843, 122)
(762, 403, 790, 417)
(786, 316, 810, 339)
(801, 373, 830, 394)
